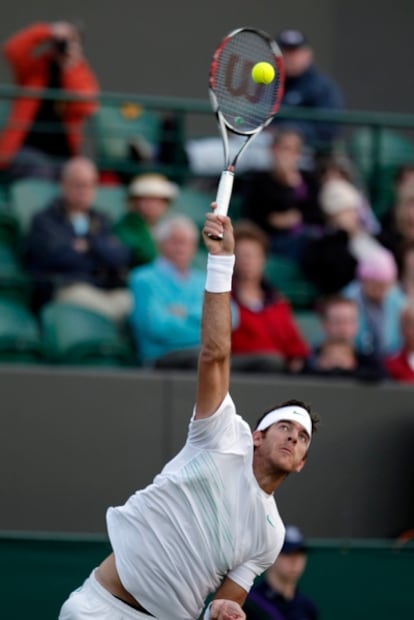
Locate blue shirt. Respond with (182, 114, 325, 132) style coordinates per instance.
(244, 577, 319, 620)
(129, 257, 206, 364)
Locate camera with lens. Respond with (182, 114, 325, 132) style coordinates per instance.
(52, 38, 69, 55)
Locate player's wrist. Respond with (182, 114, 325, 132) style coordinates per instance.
(205, 253, 235, 293)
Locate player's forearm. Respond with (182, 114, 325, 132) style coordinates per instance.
(200, 290, 232, 362)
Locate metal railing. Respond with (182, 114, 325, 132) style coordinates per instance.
(1, 83, 414, 208)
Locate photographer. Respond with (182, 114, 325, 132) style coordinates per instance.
(0, 21, 99, 179)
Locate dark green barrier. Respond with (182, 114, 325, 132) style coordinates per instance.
(1, 532, 413, 620)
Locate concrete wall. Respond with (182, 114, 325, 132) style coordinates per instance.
(0, 1, 412, 114)
(1, 365, 414, 538)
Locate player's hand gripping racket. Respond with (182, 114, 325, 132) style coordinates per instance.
(209, 27, 285, 229)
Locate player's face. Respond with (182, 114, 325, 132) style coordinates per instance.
(254, 420, 310, 474)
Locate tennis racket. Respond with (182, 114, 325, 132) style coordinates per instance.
(209, 27, 285, 218)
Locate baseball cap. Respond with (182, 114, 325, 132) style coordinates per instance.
(128, 173, 178, 201)
(276, 28, 308, 50)
(281, 525, 308, 554)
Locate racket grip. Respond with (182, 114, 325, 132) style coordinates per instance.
(215, 170, 234, 216)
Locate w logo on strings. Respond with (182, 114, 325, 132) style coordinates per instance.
(224, 55, 264, 103)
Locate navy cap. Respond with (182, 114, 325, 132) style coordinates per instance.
(281, 525, 308, 554)
(276, 28, 308, 50)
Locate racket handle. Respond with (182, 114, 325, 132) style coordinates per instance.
(215, 170, 234, 216)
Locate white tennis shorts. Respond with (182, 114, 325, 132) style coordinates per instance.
(58, 570, 152, 619)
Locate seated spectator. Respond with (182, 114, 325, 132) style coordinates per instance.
(343, 249, 405, 358)
(312, 338, 358, 374)
(128, 214, 206, 368)
(399, 241, 414, 297)
(300, 178, 387, 295)
(379, 163, 414, 230)
(272, 27, 344, 157)
(379, 180, 414, 265)
(25, 156, 132, 321)
(114, 173, 178, 267)
(243, 525, 319, 620)
(384, 300, 414, 383)
(231, 221, 309, 373)
(0, 21, 99, 180)
(241, 128, 322, 262)
(317, 153, 380, 234)
(303, 295, 386, 381)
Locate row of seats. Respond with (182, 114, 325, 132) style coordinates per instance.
(0, 295, 321, 368)
(0, 177, 215, 235)
(0, 298, 134, 366)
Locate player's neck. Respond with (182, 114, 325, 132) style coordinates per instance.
(252, 457, 287, 495)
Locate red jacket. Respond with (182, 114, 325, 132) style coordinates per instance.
(0, 23, 99, 167)
(384, 350, 414, 383)
(231, 292, 310, 360)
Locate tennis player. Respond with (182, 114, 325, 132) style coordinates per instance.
(59, 207, 318, 620)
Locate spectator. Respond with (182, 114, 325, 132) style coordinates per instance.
(317, 153, 380, 234)
(241, 128, 322, 262)
(302, 295, 386, 381)
(343, 249, 405, 358)
(243, 525, 319, 620)
(399, 241, 414, 298)
(0, 21, 99, 180)
(310, 338, 359, 376)
(231, 221, 309, 373)
(114, 173, 179, 267)
(379, 163, 414, 232)
(379, 180, 414, 266)
(128, 214, 206, 367)
(273, 28, 343, 156)
(300, 179, 387, 295)
(384, 300, 414, 383)
(25, 156, 132, 321)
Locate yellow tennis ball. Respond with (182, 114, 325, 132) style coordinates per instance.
(251, 62, 275, 85)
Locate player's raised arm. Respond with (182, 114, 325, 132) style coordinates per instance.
(195, 209, 235, 420)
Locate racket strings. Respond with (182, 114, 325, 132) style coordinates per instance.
(211, 30, 282, 133)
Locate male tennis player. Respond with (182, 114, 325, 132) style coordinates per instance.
(59, 207, 318, 620)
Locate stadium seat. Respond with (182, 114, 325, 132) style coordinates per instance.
(264, 255, 318, 310)
(0, 297, 43, 362)
(169, 185, 214, 231)
(95, 185, 127, 224)
(0, 203, 19, 246)
(348, 127, 414, 217)
(40, 302, 135, 366)
(9, 178, 58, 234)
(294, 310, 323, 347)
(0, 241, 31, 303)
(91, 101, 160, 173)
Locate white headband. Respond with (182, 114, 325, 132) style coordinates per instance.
(256, 405, 312, 440)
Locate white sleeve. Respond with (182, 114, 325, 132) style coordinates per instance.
(188, 393, 252, 453)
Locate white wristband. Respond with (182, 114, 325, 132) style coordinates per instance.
(203, 602, 212, 620)
(205, 254, 235, 293)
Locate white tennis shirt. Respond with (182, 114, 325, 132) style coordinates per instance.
(106, 393, 284, 620)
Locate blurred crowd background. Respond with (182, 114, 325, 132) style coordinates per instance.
(1, 4, 414, 619)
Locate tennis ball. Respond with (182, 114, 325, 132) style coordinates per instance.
(251, 62, 275, 85)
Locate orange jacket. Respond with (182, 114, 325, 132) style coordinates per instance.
(0, 23, 99, 167)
